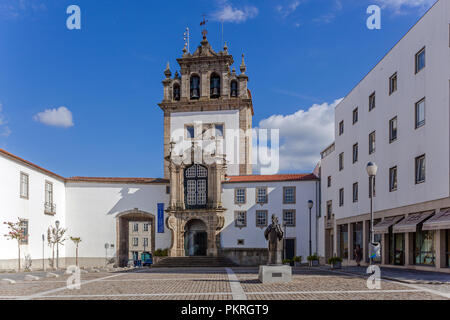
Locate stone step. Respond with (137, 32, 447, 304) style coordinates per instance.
(152, 256, 238, 268)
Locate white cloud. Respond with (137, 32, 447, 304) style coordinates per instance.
(212, 2, 259, 23)
(0, 103, 11, 137)
(374, 0, 436, 13)
(34, 106, 74, 128)
(257, 99, 342, 172)
(276, 0, 301, 18)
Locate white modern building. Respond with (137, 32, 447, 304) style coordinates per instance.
(318, 0, 450, 272)
(0, 34, 319, 270)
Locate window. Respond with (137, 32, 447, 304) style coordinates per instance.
(237, 239, 245, 245)
(414, 227, 435, 266)
(352, 222, 363, 259)
(327, 176, 331, 188)
(369, 176, 376, 197)
(173, 83, 180, 101)
(185, 164, 208, 208)
(256, 187, 268, 204)
(353, 108, 358, 124)
(20, 219, 28, 245)
(283, 186, 296, 204)
(256, 210, 268, 227)
(215, 124, 224, 138)
(283, 210, 296, 227)
(415, 155, 426, 184)
(44, 181, 54, 214)
(235, 188, 246, 204)
(353, 143, 358, 163)
(143, 238, 149, 248)
(132, 238, 138, 247)
(339, 121, 344, 135)
(415, 47, 426, 73)
(389, 117, 398, 142)
(143, 223, 149, 232)
(389, 73, 397, 95)
(326, 201, 332, 219)
(186, 125, 195, 139)
(339, 153, 344, 171)
(20, 172, 29, 199)
(133, 223, 139, 232)
(369, 131, 376, 154)
(235, 211, 247, 228)
(415, 98, 425, 129)
(353, 183, 358, 203)
(339, 224, 349, 259)
(446, 230, 450, 267)
(369, 92, 376, 111)
(230, 80, 238, 97)
(389, 167, 398, 192)
(339, 188, 344, 207)
(210, 73, 221, 98)
(190, 75, 200, 99)
(166, 186, 170, 194)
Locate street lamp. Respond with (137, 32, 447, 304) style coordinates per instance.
(366, 162, 378, 265)
(308, 200, 314, 257)
(55, 220, 60, 269)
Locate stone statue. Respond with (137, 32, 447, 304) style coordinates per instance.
(264, 214, 284, 265)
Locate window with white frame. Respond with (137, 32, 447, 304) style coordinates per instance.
(256, 187, 268, 204)
(235, 188, 246, 204)
(283, 210, 295, 227)
(353, 143, 358, 163)
(353, 183, 358, 203)
(283, 187, 295, 204)
(143, 223, 149, 232)
(390, 117, 398, 142)
(20, 172, 29, 199)
(415, 47, 425, 73)
(132, 237, 138, 247)
(390, 166, 398, 192)
(339, 121, 344, 135)
(415, 155, 426, 184)
(215, 124, 224, 138)
(20, 219, 28, 245)
(369, 131, 376, 154)
(389, 72, 397, 95)
(186, 125, 195, 139)
(369, 92, 376, 111)
(353, 108, 358, 124)
(235, 211, 247, 228)
(256, 210, 268, 227)
(133, 223, 139, 232)
(339, 188, 344, 207)
(415, 98, 425, 129)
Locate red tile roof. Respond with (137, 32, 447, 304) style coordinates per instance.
(66, 177, 169, 184)
(223, 173, 318, 183)
(0, 148, 65, 181)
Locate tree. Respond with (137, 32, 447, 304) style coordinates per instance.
(3, 218, 27, 272)
(47, 225, 66, 270)
(70, 237, 82, 266)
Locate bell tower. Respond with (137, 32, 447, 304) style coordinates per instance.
(157, 28, 254, 257)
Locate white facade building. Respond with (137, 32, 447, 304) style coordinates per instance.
(318, 0, 450, 272)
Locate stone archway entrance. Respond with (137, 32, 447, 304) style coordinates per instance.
(116, 209, 155, 267)
(184, 219, 207, 256)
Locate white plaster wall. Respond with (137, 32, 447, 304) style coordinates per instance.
(221, 180, 319, 260)
(65, 182, 170, 260)
(0, 154, 66, 265)
(322, 0, 450, 226)
(170, 110, 241, 176)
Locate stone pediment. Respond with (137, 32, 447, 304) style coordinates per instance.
(192, 38, 217, 57)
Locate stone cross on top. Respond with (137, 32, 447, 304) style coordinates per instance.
(200, 14, 208, 38)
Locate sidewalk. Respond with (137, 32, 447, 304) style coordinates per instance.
(322, 265, 450, 284)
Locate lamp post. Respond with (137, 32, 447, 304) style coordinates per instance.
(366, 162, 378, 265)
(55, 220, 60, 269)
(308, 200, 314, 257)
(283, 221, 287, 261)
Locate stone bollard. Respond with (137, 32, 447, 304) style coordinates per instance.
(0, 278, 16, 285)
(46, 272, 59, 278)
(24, 275, 40, 281)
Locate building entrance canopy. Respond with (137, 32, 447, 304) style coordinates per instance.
(373, 216, 404, 234)
(422, 209, 450, 231)
(392, 211, 434, 233)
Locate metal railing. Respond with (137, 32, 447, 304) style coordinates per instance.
(44, 202, 56, 214)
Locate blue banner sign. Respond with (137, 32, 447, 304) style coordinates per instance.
(157, 203, 164, 233)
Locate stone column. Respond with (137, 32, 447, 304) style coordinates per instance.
(436, 229, 445, 269)
(405, 232, 414, 266)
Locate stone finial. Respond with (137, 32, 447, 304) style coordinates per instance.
(174, 71, 180, 79)
(223, 41, 228, 54)
(164, 62, 172, 78)
(240, 54, 246, 74)
(232, 67, 236, 75)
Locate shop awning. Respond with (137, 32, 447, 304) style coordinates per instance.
(373, 216, 404, 234)
(392, 211, 434, 233)
(422, 209, 450, 231)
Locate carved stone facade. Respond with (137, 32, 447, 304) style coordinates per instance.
(158, 32, 254, 257)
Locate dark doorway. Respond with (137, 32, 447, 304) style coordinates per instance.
(285, 239, 296, 260)
(184, 219, 208, 256)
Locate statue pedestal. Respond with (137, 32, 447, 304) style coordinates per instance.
(258, 265, 292, 284)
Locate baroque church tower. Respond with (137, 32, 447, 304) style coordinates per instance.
(158, 29, 254, 257)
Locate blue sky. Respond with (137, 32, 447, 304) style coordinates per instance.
(0, 0, 437, 177)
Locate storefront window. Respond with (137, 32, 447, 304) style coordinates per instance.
(352, 222, 363, 259)
(389, 232, 404, 265)
(339, 225, 348, 259)
(414, 228, 435, 266)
